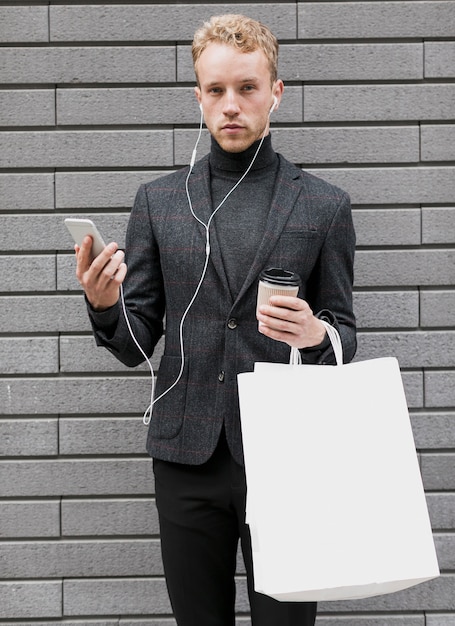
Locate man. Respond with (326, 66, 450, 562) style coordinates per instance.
(75, 14, 356, 626)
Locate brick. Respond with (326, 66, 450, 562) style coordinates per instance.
(427, 494, 455, 530)
(317, 618, 424, 626)
(412, 413, 455, 449)
(0, 377, 152, 416)
(425, 372, 455, 409)
(353, 291, 419, 328)
(305, 85, 455, 122)
(0, 131, 173, 169)
(0, 582, 61, 619)
(269, 127, 419, 164)
(0, 257, 55, 292)
(64, 578, 171, 616)
(0, 90, 55, 126)
(422, 125, 455, 162)
(57, 87, 196, 126)
(0, 47, 176, 84)
(50, 4, 296, 42)
(428, 615, 455, 626)
(355, 250, 455, 287)
(421, 454, 455, 490)
(0, 622, 117, 626)
(354, 331, 455, 368)
(60, 336, 164, 373)
(421, 291, 455, 327)
(422, 207, 455, 244)
(282, 43, 422, 81)
(425, 42, 455, 78)
(0, 215, 120, 255)
(342, 367, 422, 409)
(55, 171, 165, 209)
(319, 575, 455, 612)
(353, 208, 420, 247)
(57, 86, 301, 126)
(121, 621, 177, 626)
(299, 2, 455, 39)
(0, 459, 154, 497)
(0, 215, 75, 252)
(401, 372, 423, 410)
(2, 213, 125, 256)
(177, 44, 198, 82)
(0, 173, 54, 211)
(0, 539, 162, 578)
(61, 498, 159, 536)
(307, 167, 455, 205)
(57, 254, 87, 292)
(59, 417, 147, 455)
(0, 6, 48, 43)
(0, 419, 58, 457)
(0, 501, 60, 538)
(0, 338, 58, 375)
(0, 295, 89, 333)
(434, 534, 455, 570)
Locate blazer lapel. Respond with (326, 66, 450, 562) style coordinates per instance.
(235, 156, 303, 305)
(186, 156, 233, 301)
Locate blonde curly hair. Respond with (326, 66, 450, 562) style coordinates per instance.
(192, 14, 279, 85)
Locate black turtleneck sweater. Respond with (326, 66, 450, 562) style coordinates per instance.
(207, 134, 279, 299)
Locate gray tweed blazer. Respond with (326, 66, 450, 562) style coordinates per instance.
(90, 151, 356, 465)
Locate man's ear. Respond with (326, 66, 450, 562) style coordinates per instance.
(272, 79, 285, 109)
(194, 86, 202, 110)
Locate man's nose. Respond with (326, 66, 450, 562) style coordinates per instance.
(223, 93, 240, 116)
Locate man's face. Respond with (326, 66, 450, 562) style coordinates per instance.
(195, 43, 282, 153)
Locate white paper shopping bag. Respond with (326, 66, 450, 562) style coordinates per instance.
(238, 324, 439, 602)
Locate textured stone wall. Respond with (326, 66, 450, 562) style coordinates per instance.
(0, 2, 454, 624)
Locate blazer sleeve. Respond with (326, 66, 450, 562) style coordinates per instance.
(87, 184, 165, 367)
(301, 190, 357, 365)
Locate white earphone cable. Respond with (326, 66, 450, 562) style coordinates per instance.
(122, 100, 275, 425)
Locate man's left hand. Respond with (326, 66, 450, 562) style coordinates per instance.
(257, 296, 326, 349)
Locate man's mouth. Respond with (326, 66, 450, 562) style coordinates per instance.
(222, 123, 244, 132)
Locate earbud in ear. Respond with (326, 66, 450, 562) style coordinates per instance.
(269, 96, 278, 115)
(199, 103, 203, 113)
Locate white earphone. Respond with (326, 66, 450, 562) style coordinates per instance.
(269, 95, 278, 115)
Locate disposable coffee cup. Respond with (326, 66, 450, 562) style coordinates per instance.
(256, 268, 301, 314)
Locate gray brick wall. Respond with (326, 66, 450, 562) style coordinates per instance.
(0, 1, 453, 623)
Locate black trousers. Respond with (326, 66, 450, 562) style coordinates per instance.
(153, 432, 317, 626)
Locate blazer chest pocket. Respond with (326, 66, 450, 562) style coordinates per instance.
(269, 231, 321, 277)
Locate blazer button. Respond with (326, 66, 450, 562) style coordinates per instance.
(218, 371, 225, 382)
(227, 318, 238, 329)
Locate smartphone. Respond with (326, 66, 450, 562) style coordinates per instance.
(64, 218, 106, 258)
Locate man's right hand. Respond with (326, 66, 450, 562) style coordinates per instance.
(75, 235, 127, 311)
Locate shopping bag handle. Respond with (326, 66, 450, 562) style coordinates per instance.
(289, 320, 343, 366)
